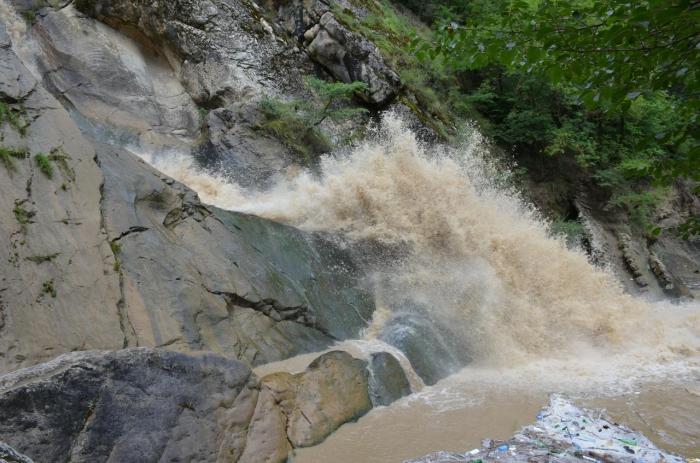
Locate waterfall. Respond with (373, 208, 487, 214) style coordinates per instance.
(149, 114, 699, 378)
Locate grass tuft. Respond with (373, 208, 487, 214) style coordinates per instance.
(34, 153, 53, 179)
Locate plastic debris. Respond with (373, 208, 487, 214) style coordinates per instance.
(404, 395, 688, 463)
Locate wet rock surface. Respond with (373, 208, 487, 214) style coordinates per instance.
(379, 312, 471, 386)
(368, 351, 412, 406)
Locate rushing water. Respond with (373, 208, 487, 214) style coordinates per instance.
(146, 114, 699, 459)
(3, 0, 697, 457)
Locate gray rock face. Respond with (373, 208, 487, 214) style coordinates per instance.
(34, 6, 200, 148)
(73, 0, 297, 106)
(96, 141, 374, 365)
(0, 443, 33, 463)
(0, 19, 124, 373)
(0, 348, 266, 463)
(0, 13, 374, 373)
(368, 351, 411, 406)
(0, 348, 385, 462)
(305, 12, 400, 106)
(577, 183, 700, 300)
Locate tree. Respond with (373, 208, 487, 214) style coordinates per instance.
(421, 0, 699, 234)
(260, 77, 368, 162)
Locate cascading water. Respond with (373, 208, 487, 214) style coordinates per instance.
(140, 113, 700, 461)
(2, 1, 696, 459)
(149, 114, 698, 361)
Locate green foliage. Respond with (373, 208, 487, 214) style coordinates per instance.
(260, 77, 368, 162)
(21, 9, 37, 24)
(110, 241, 122, 255)
(428, 0, 699, 187)
(197, 107, 209, 126)
(110, 241, 122, 272)
(49, 149, 75, 182)
(403, 0, 697, 235)
(34, 153, 53, 179)
(550, 218, 586, 243)
(0, 100, 27, 136)
(0, 146, 27, 172)
(331, 0, 458, 136)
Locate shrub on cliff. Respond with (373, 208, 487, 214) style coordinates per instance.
(260, 77, 367, 163)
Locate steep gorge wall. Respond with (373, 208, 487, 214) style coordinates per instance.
(0, 4, 376, 374)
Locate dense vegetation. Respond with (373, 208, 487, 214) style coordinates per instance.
(331, 0, 698, 236)
(422, 0, 698, 234)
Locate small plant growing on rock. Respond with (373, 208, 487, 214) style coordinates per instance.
(34, 153, 53, 179)
(0, 99, 28, 136)
(49, 149, 75, 182)
(260, 76, 368, 163)
(40, 279, 57, 299)
(0, 147, 27, 172)
(110, 241, 122, 272)
(21, 9, 37, 24)
(13, 199, 35, 228)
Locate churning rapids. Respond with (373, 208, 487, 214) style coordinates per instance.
(141, 115, 699, 461)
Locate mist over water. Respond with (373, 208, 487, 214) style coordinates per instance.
(94, 111, 700, 460)
(149, 114, 699, 371)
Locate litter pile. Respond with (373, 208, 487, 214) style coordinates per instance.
(406, 395, 692, 463)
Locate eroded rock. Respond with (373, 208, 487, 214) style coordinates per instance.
(0, 348, 395, 462)
(260, 350, 373, 448)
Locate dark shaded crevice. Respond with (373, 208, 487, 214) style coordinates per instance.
(205, 287, 335, 339)
(111, 226, 150, 243)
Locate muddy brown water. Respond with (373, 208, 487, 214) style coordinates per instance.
(256, 344, 700, 463)
(290, 379, 699, 463)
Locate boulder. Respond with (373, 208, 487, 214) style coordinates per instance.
(368, 351, 411, 406)
(0, 348, 388, 462)
(260, 350, 373, 448)
(379, 312, 470, 386)
(0, 348, 283, 463)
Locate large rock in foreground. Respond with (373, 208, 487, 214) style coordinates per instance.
(0, 348, 410, 462)
(0, 348, 264, 462)
(260, 350, 373, 448)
